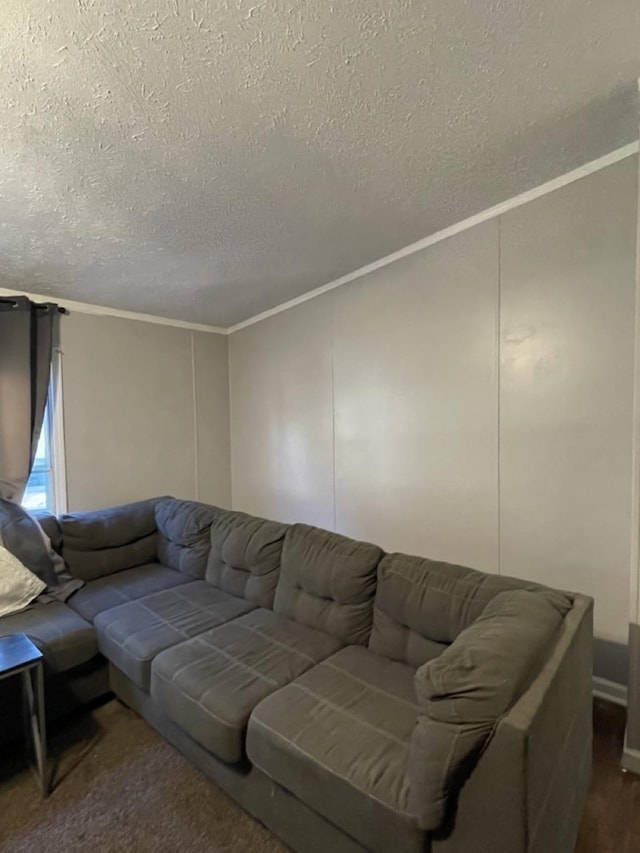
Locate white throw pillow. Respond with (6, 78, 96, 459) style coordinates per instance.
(0, 544, 46, 618)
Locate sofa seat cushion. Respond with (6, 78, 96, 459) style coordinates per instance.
(0, 602, 97, 672)
(247, 645, 423, 853)
(151, 609, 342, 764)
(68, 563, 189, 623)
(95, 581, 255, 690)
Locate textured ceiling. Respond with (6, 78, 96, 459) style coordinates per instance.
(1, 1, 639, 328)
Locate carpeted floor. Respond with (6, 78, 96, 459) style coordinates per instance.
(2, 698, 640, 853)
(0, 699, 286, 853)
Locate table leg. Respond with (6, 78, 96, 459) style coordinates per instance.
(36, 663, 48, 796)
(21, 664, 48, 796)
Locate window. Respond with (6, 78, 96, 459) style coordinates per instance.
(22, 350, 66, 515)
(23, 403, 55, 512)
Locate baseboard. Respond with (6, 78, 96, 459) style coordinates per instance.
(592, 676, 628, 707)
(622, 736, 640, 774)
(593, 638, 629, 686)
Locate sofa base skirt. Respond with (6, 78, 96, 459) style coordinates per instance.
(109, 663, 406, 853)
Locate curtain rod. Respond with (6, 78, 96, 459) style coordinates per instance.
(0, 296, 69, 315)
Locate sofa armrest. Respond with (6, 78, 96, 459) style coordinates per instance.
(431, 594, 593, 853)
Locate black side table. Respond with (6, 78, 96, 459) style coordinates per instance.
(0, 633, 49, 796)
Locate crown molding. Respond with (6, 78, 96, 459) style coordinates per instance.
(0, 287, 228, 335)
(228, 140, 640, 334)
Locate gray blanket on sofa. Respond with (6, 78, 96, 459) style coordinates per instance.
(0, 499, 83, 603)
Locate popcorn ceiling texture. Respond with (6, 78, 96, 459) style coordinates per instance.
(0, 0, 639, 327)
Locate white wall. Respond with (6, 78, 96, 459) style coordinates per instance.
(498, 161, 637, 646)
(229, 156, 638, 646)
(230, 296, 335, 530)
(332, 220, 500, 572)
(62, 313, 231, 511)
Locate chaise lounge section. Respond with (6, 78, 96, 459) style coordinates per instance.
(0, 496, 594, 853)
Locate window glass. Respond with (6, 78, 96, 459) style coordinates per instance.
(22, 407, 53, 512)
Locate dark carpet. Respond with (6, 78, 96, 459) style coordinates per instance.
(0, 699, 286, 853)
(574, 699, 640, 853)
(2, 698, 640, 852)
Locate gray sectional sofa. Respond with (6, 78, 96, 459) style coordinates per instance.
(0, 496, 594, 853)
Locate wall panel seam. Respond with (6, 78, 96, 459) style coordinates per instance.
(190, 332, 200, 500)
(497, 216, 502, 575)
(330, 297, 337, 532)
(226, 337, 234, 510)
(627, 132, 640, 749)
(630, 159, 640, 626)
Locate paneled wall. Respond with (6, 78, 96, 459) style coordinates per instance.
(332, 221, 500, 572)
(499, 162, 637, 646)
(62, 313, 231, 511)
(229, 156, 638, 649)
(230, 296, 335, 530)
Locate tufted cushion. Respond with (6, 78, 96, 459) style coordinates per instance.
(156, 498, 219, 579)
(60, 497, 164, 581)
(408, 590, 570, 830)
(205, 509, 288, 607)
(273, 524, 383, 645)
(369, 552, 571, 667)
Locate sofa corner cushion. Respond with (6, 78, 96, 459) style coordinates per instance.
(205, 509, 288, 607)
(151, 608, 341, 764)
(68, 562, 189, 623)
(273, 524, 383, 645)
(60, 497, 166, 581)
(0, 601, 97, 672)
(408, 589, 567, 830)
(95, 581, 254, 691)
(155, 498, 219, 579)
(369, 551, 572, 666)
(247, 646, 423, 853)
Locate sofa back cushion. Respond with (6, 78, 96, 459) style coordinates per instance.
(205, 509, 287, 607)
(156, 499, 219, 579)
(369, 552, 570, 667)
(60, 497, 163, 581)
(273, 524, 383, 645)
(408, 589, 571, 830)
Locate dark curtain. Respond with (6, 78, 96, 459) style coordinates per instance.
(0, 296, 59, 503)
